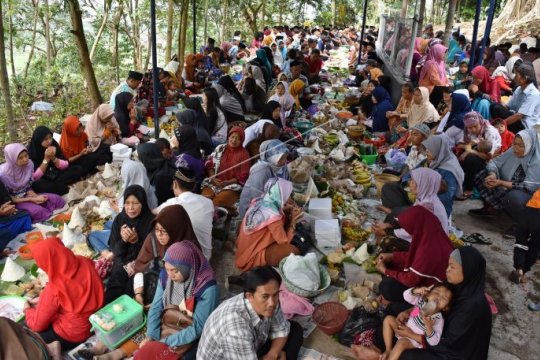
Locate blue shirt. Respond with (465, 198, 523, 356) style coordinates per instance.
(146, 283, 220, 347)
(506, 83, 540, 129)
(436, 168, 458, 217)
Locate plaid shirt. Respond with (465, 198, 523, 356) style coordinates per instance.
(196, 293, 290, 359)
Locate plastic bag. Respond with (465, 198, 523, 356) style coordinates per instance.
(338, 306, 385, 346)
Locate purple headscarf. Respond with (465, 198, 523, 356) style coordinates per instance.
(0, 143, 34, 192)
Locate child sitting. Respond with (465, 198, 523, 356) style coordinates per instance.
(380, 283, 453, 360)
(491, 117, 515, 155)
(166, 80, 180, 102)
(194, 59, 208, 91)
(475, 139, 492, 155)
(453, 60, 471, 90)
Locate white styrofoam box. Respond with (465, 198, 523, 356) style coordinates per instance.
(308, 198, 333, 220)
(315, 219, 341, 249)
(110, 143, 130, 154)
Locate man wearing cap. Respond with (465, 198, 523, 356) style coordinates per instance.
(109, 70, 143, 110)
(155, 167, 214, 260)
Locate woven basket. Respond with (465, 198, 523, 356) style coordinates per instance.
(374, 174, 400, 197)
(279, 258, 331, 298)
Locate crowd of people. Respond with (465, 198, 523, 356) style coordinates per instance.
(0, 23, 539, 360)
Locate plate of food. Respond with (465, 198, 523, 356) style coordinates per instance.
(0, 295, 26, 322)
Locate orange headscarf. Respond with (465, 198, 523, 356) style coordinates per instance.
(60, 116, 88, 159)
(289, 79, 305, 108)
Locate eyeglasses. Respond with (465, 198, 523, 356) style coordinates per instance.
(155, 226, 168, 235)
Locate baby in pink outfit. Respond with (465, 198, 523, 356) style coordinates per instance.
(380, 283, 454, 360)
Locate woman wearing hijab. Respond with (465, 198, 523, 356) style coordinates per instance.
(132, 204, 200, 274)
(422, 135, 465, 216)
(0, 144, 65, 223)
(470, 65, 501, 103)
(85, 104, 120, 151)
(375, 206, 453, 315)
(236, 178, 302, 271)
(243, 119, 281, 163)
(24, 238, 104, 350)
(354, 247, 492, 360)
(268, 80, 295, 126)
(242, 77, 267, 114)
(375, 168, 449, 248)
(470, 129, 540, 217)
(28, 126, 85, 195)
(256, 48, 273, 85)
(104, 185, 155, 304)
(368, 86, 394, 134)
(203, 87, 228, 146)
(238, 140, 290, 218)
(289, 79, 305, 110)
(183, 98, 212, 134)
(418, 43, 449, 92)
(505, 55, 522, 82)
(60, 116, 112, 175)
(218, 75, 246, 113)
(446, 33, 461, 65)
(386, 83, 414, 144)
(176, 109, 213, 156)
(137, 241, 219, 358)
(0, 179, 31, 248)
(439, 92, 472, 147)
(114, 92, 140, 146)
(213, 82, 245, 123)
(173, 125, 205, 182)
(271, 42, 284, 69)
(458, 111, 502, 197)
(202, 127, 251, 209)
(260, 100, 283, 129)
(358, 79, 377, 118)
(406, 87, 440, 129)
(137, 143, 176, 205)
(89, 160, 158, 256)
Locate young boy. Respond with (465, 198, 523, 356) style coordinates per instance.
(491, 117, 515, 155)
(155, 138, 173, 160)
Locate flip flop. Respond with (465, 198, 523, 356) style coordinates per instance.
(462, 233, 492, 245)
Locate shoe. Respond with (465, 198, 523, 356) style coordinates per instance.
(468, 207, 498, 218)
(528, 303, 540, 311)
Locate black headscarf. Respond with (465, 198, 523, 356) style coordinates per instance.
(174, 125, 202, 159)
(109, 185, 155, 264)
(262, 46, 274, 67)
(218, 75, 246, 112)
(261, 100, 282, 128)
(28, 126, 65, 169)
(137, 143, 168, 182)
(176, 110, 213, 154)
(184, 98, 211, 134)
(427, 246, 492, 360)
(114, 92, 134, 137)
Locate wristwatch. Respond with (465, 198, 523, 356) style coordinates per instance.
(42, 159, 48, 165)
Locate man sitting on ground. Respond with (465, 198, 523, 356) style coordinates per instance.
(109, 70, 143, 110)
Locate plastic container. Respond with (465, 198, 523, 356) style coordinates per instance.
(315, 219, 341, 249)
(312, 302, 349, 335)
(292, 121, 314, 135)
(90, 295, 145, 350)
(308, 198, 333, 220)
(365, 135, 386, 148)
(361, 154, 378, 165)
(347, 125, 365, 140)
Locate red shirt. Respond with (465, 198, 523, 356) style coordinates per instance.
(499, 129, 515, 154)
(306, 56, 323, 75)
(25, 286, 97, 342)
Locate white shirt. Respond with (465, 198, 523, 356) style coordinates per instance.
(157, 192, 214, 260)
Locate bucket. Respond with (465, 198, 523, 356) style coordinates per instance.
(374, 174, 400, 197)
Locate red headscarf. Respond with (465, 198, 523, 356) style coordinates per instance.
(217, 127, 251, 184)
(471, 65, 501, 103)
(397, 206, 453, 283)
(32, 238, 104, 313)
(60, 116, 88, 159)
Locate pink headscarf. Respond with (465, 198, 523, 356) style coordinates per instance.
(0, 143, 34, 193)
(420, 43, 448, 85)
(410, 167, 448, 235)
(463, 111, 488, 144)
(268, 81, 295, 125)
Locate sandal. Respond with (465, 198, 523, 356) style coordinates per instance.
(462, 233, 492, 245)
(508, 269, 523, 284)
(528, 303, 540, 311)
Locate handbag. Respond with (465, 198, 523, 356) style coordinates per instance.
(160, 304, 193, 355)
(290, 222, 313, 256)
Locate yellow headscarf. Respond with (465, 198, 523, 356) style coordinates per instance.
(289, 79, 305, 108)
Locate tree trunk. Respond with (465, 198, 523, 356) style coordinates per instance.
(220, 0, 228, 43)
(177, 0, 189, 75)
(444, 0, 458, 40)
(67, 0, 103, 108)
(144, 30, 151, 71)
(279, 0, 283, 24)
(418, 0, 426, 37)
(332, 0, 336, 28)
(262, 2, 266, 27)
(111, 3, 123, 84)
(24, 0, 40, 80)
(165, 0, 174, 62)
(44, 0, 52, 69)
(203, 0, 209, 47)
(90, 5, 109, 61)
(8, 0, 15, 77)
(0, 0, 16, 141)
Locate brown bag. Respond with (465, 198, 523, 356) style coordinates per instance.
(160, 305, 194, 355)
